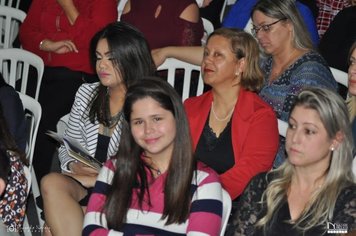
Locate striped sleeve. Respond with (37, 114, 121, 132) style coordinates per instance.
(187, 163, 223, 235)
(59, 83, 98, 172)
(83, 159, 122, 235)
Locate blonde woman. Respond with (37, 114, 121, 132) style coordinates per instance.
(229, 87, 356, 236)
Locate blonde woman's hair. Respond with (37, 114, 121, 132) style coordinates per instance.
(256, 88, 355, 234)
(252, 0, 314, 51)
(207, 28, 264, 92)
(347, 41, 356, 119)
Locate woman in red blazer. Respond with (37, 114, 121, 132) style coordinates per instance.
(184, 28, 279, 200)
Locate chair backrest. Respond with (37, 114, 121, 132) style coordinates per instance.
(201, 17, 214, 45)
(157, 58, 204, 101)
(0, 0, 21, 9)
(0, 48, 44, 100)
(330, 67, 348, 88)
(18, 92, 42, 167)
(244, 17, 253, 35)
(278, 118, 288, 137)
(0, 5, 25, 48)
(220, 188, 232, 236)
(220, 0, 228, 23)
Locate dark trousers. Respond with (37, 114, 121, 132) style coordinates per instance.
(33, 67, 98, 181)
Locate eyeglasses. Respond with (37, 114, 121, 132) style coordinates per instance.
(251, 18, 287, 37)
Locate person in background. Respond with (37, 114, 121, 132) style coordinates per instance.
(185, 28, 279, 201)
(40, 22, 156, 236)
(228, 87, 356, 236)
(19, 0, 118, 181)
(120, 0, 204, 50)
(318, 1, 356, 72)
(83, 77, 223, 235)
(252, 0, 337, 167)
(0, 105, 28, 235)
(222, 0, 320, 46)
(152, 0, 338, 168)
(0, 73, 26, 152)
(347, 42, 356, 148)
(316, 0, 351, 38)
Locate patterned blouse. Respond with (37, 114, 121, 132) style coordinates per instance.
(0, 151, 28, 231)
(229, 172, 356, 236)
(259, 51, 337, 167)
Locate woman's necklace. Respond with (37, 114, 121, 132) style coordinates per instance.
(149, 166, 161, 176)
(271, 48, 299, 81)
(211, 101, 235, 122)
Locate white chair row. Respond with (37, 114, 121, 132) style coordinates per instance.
(17, 92, 44, 235)
(0, 48, 44, 100)
(0, 5, 25, 49)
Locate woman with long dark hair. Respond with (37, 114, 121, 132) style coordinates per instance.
(83, 77, 223, 235)
(40, 22, 156, 235)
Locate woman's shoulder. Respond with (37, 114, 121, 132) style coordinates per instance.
(75, 82, 100, 102)
(294, 51, 329, 69)
(332, 183, 356, 229)
(184, 91, 212, 109)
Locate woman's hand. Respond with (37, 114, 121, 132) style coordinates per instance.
(40, 39, 78, 54)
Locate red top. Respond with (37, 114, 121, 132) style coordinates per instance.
(19, 0, 118, 74)
(121, 0, 204, 50)
(184, 89, 279, 199)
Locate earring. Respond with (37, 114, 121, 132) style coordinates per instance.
(331, 147, 335, 151)
(235, 72, 240, 77)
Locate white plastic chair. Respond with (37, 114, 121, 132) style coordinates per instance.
(157, 58, 204, 101)
(0, 48, 44, 100)
(220, 188, 232, 236)
(22, 165, 32, 236)
(0, 5, 25, 48)
(201, 17, 214, 45)
(277, 118, 288, 137)
(0, 0, 21, 9)
(330, 67, 348, 88)
(220, 0, 228, 23)
(18, 92, 44, 230)
(244, 17, 253, 35)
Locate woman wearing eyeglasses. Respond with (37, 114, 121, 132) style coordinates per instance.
(252, 0, 337, 167)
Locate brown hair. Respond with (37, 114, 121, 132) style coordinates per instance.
(207, 28, 264, 92)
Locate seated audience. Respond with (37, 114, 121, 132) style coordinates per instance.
(347, 42, 356, 147)
(319, 3, 356, 72)
(222, 0, 320, 46)
(252, 0, 337, 167)
(0, 73, 26, 152)
(184, 28, 279, 200)
(121, 0, 204, 49)
(152, 0, 338, 169)
(83, 77, 223, 235)
(228, 87, 356, 235)
(0, 105, 28, 234)
(40, 22, 156, 236)
(19, 0, 118, 181)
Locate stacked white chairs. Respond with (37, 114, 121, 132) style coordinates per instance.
(0, 5, 25, 48)
(157, 58, 204, 101)
(0, 48, 44, 100)
(18, 92, 44, 234)
(330, 67, 348, 88)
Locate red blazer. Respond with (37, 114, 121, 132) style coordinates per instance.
(19, 0, 118, 74)
(184, 89, 279, 199)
